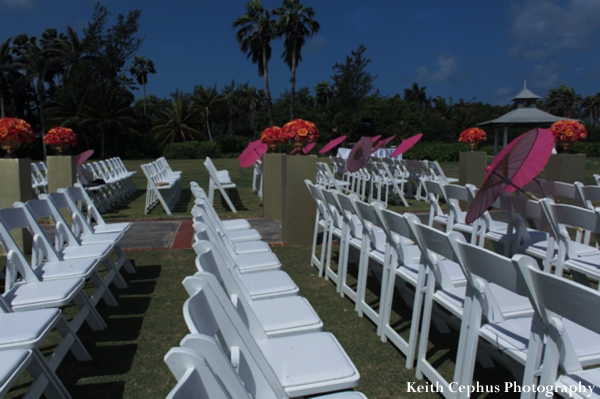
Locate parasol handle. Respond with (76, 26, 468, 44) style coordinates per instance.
(505, 179, 539, 201)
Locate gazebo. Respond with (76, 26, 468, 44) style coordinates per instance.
(478, 84, 565, 154)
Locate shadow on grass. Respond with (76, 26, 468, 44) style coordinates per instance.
(216, 188, 248, 212)
(102, 189, 145, 215)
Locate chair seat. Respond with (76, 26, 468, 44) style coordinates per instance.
(33, 258, 98, 280)
(226, 229, 262, 242)
(58, 242, 112, 260)
(257, 332, 360, 395)
(92, 221, 132, 234)
(240, 271, 299, 299)
(78, 231, 123, 245)
(232, 240, 271, 254)
(5, 279, 83, 310)
(0, 309, 60, 347)
(233, 252, 281, 273)
(0, 349, 30, 389)
(252, 296, 323, 336)
(222, 219, 251, 230)
(558, 371, 600, 398)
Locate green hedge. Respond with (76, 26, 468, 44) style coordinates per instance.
(571, 142, 600, 157)
(214, 135, 250, 156)
(403, 142, 475, 162)
(162, 141, 221, 159)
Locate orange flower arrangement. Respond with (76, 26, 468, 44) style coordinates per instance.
(0, 117, 35, 144)
(43, 126, 77, 146)
(549, 120, 587, 142)
(281, 118, 319, 142)
(260, 126, 284, 145)
(459, 127, 487, 143)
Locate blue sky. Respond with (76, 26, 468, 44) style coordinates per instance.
(1, 0, 600, 105)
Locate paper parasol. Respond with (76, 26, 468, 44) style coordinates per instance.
(319, 135, 347, 154)
(302, 142, 317, 154)
(391, 133, 423, 157)
(239, 139, 263, 160)
(347, 137, 373, 172)
(371, 135, 381, 143)
(465, 127, 554, 224)
(372, 135, 396, 153)
(239, 142, 268, 168)
(76, 149, 94, 166)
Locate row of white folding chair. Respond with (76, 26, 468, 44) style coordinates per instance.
(203, 157, 237, 213)
(184, 198, 365, 397)
(190, 182, 254, 233)
(317, 162, 351, 193)
(371, 159, 409, 206)
(85, 159, 134, 202)
(31, 162, 48, 197)
(179, 275, 362, 398)
(140, 159, 182, 215)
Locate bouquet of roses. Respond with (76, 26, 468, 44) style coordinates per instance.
(0, 117, 35, 144)
(549, 120, 587, 142)
(459, 127, 487, 143)
(260, 126, 285, 145)
(281, 118, 319, 142)
(43, 126, 77, 146)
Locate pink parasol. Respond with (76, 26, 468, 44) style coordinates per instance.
(371, 135, 381, 143)
(239, 142, 268, 168)
(302, 142, 317, 154)
(391, 133, 423, 157)
(289, 148, 298, 155)
(372, 135, 397, 153)
(239, 139, 263, 160)
(465, 127, 554, 224)
(76, 149, 94, 166)
(347, 137, 373, 173)
(319, 135, 347, 154)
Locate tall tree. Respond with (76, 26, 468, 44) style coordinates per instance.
(331, 44, 377, 108)
(192, 86, 222, 142)
(233, 0, 278, 126)
(545, 84, 582, 118)
(129, 55, 156, 117)
(315, 80, 333, 108)
(404, 82, 429, 108)
(582, 93, 600, 127)
(0, 38, 14, 117)
(150, 98, 201, 147)
(273, 0, 320, 119)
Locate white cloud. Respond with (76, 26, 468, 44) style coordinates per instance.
(303, 36, 328, 55)
(509, 0, 600, 59)
(2, 0, 34, 8)
(415, 52, 460, 84)
(530, 62, 561, 90)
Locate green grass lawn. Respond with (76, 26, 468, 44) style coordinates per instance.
(6, 155, 600, 398)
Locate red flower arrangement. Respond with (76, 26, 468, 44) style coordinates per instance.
(0, 117, 35, 144)
(281, 118, 319, 142)
(549, 120, 587, 142)
(43, 126, 77, 146)
(459, 127, 487, 143)
(260, 126, 284, 145)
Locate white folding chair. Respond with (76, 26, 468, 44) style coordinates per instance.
(204, 157, 237, 212)
(191, 239, 298, 300)
(190, 182, 252, 231)
(181, 278, 360, 397)
(165, 341, 368, 399)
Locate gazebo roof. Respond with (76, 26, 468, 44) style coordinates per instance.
(510, 87, 541, 101)
(478, 107, 565, 126)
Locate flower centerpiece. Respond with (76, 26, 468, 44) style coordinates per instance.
(0, 117, 35, 158)
(281, 118, 319, 152)
(459, 127, 487, 151)
(260, 126, 285, 151)
(549, 119, 587, 152)
(44, 126, 77, 155)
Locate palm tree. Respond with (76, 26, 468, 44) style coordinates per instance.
(0, 38, 14, 117)
(78, 80, 137, 159)
(48, 27, 86, 85)
(192, 86, 222, 142)
(239, 84, 261, 132)
(129, 55, 156, 117)
(150, 99, 201, 147)
(273, 0, 320, 119)
(582, 93, 600, 127)
(404, 82, 429, 108)
(546, 84, 582, 118)
(315, 80, 333, 108)
(233, 0, 278, 126)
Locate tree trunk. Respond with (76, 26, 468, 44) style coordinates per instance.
(0, 90, 4, 118)
(262, 45, 274, 127)
(206, 118, 213, 142)
(290, 41, 297, 120)
(142, 82, 147, 117)
(38, 86, 47, 159)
